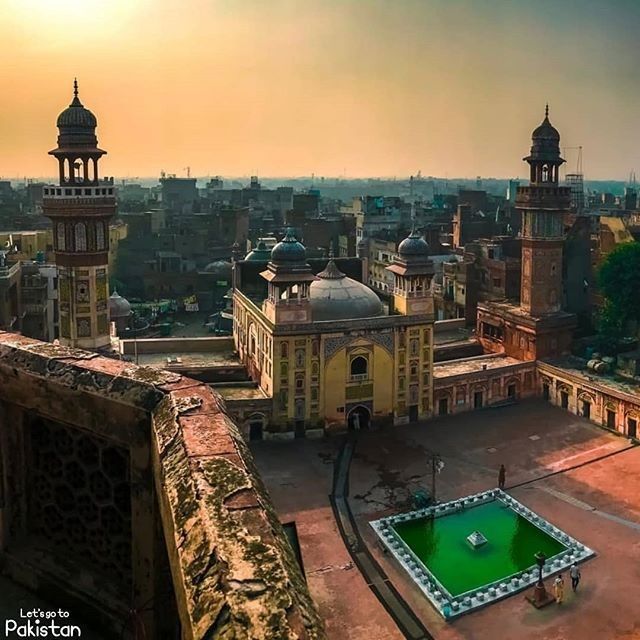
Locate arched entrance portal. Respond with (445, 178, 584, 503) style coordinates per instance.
(347, 406, 371, 431)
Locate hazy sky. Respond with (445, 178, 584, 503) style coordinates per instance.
(1, 0, 638, 180)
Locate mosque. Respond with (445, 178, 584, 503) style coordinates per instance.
(232, 226, 435, 436)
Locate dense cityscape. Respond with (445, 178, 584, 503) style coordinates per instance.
(2, 2, 640, 640)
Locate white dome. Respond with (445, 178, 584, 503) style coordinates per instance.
(309, 260, 384, 322)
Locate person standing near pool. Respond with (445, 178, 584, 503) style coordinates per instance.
(498, 464, 506, 489)
(570, 563, 581, 592)
(554, 574, 565, 604)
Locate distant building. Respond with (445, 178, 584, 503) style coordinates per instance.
(159, 175, 198, 214)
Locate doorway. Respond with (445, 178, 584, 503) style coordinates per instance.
(560, 391, 569, 410)
(438, 398, 448, 416)
(474, 391, 483, 409)
(347, 406, 371, 430)
(606, 409, 616, 430)
(542, 383, 550, 401)
(628, 418, 637, 439)
(249, 422, 263, 441)
(409, 405, 419, 423)
(581, 400, 591, 419)
(507, 384, 517, 400)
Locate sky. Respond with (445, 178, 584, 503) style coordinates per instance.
(1, 0, 639, 180)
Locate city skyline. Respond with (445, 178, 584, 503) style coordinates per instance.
(2, 0, 639, 180)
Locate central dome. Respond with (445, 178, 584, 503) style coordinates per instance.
(271, 228, 306, 263)
(309, 260, 384, 321)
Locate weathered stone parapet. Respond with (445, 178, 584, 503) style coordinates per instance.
(0, 332, 324, 639)
(152, 385, 325, 639)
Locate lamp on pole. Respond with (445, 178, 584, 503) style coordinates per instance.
(526, 550, 554, 608)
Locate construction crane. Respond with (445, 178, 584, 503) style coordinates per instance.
(563, 146, 583, 175)
(563, 146, 584, 214)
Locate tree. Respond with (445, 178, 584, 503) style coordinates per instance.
(598, 242, 640, 342)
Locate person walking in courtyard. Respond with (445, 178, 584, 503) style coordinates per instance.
(498, 464, 506, 490)
(554, 574, 565, 604)
(570, 563, 581, 592)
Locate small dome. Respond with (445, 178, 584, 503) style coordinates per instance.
(531, 105, 560, 142)
(398, 228, 429, 259)
(309, 260, 384, 321)
(271, 228, 306, 263)
(108, 290, 131, 319)
(203, 260, 232, 277)
(56, 80, 97, 129)
(245, 241, 272, 261)
(526, 105, 563, 162)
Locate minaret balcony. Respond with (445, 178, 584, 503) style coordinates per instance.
(516, 186, 571, 209)
(43, 182, 115, 200)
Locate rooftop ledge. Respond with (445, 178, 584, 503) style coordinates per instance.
(0, 332, 324, 639)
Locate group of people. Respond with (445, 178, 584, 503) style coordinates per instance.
(553, 564, 582, 604)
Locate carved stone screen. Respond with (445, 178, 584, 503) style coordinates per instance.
(29, 417, 132, 596)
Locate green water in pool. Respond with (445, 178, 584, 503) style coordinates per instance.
(393, 500, 566, 597)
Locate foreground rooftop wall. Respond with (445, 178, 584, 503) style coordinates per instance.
(0, 332, 324, 639)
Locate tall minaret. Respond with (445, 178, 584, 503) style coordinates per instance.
(517, 105, 571, 316)
(43, 80, 115, 349)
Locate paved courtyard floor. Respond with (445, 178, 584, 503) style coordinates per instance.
(251, 400, 640, 640)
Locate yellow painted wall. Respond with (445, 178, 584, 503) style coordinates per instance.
(234, 291, 435, 432)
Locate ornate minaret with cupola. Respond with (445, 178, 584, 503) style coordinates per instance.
(386, 225, 435, 318)
(42, 80, 115, 349)
(260, 228, 318, 324)
(477, 106, 576, 360)
(517, 105, 571, 316)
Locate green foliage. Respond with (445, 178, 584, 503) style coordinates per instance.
(598, 242, 640, 327)
(595, 300, 623, 355)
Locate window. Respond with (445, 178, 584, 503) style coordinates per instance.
(280, 342, 288, 358)
(96, 223, 105, 250)
(350, 356, 368, 380)
(56, 224, 66, 251)
(410, 339, 419, 356)
(295, 349, 305, 368)
(74, 223, 87, 251)
(295, 375, 305, 391)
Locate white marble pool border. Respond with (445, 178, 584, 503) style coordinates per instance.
(370, 488, 595, 619)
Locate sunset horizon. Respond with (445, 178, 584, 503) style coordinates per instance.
(2, 0, 638, 180)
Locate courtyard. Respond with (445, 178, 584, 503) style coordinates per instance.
(251, 400, 640, 640)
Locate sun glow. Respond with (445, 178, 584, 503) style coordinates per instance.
(6, 0, 143, 33)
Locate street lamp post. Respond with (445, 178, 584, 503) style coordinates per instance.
(526, 551, 554, 608)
